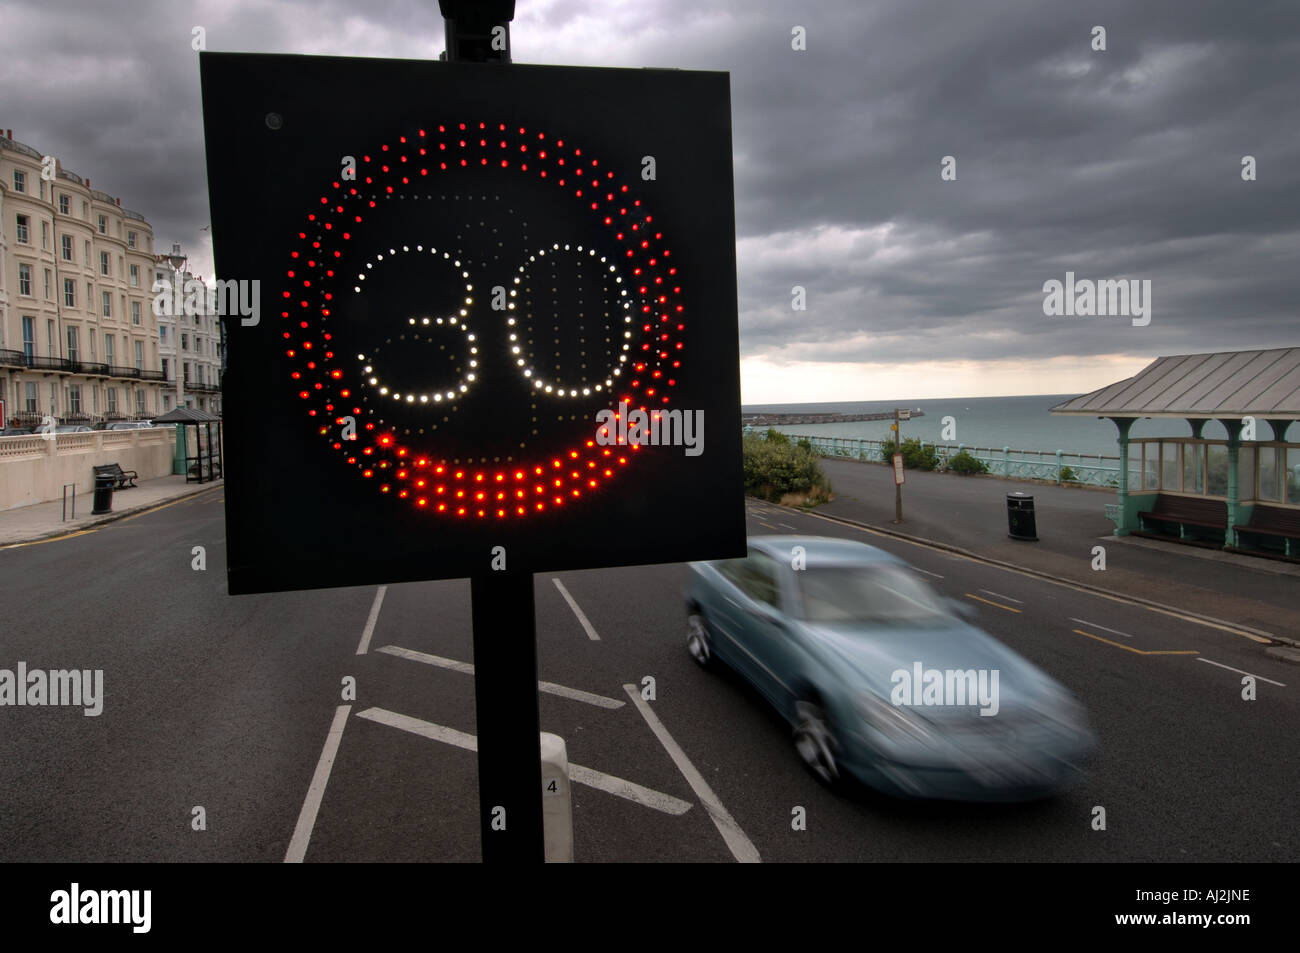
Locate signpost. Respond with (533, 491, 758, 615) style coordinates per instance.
(892, 408, 906, 522)
(200, 15, 744, 861)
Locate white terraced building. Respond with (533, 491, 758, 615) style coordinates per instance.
(0, 129, 169, 427)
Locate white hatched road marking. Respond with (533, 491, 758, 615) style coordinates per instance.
(552, 577, 601, 641)
(284, 705, 351, 863)
(356, 707, 691, 815)
(623, 684, 760, 863)
(376, 644, 625, 709)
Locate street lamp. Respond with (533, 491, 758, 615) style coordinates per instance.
(167, 243, 188, 476)
(167, 243, 187, 410)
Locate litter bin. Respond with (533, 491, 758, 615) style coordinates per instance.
(1006, 492, 1037, 540)
(92, 472, 115, 515)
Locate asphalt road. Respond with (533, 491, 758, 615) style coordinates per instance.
(0, 487, 1295, 862)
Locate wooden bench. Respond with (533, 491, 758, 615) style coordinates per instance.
(1234, 504, 1300, 557)
(93, 462, 137, 489)
(1136, 494, 1226, 542)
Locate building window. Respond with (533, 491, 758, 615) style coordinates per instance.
(183, 362, 190, 383)
(131, 301, 141, 325)
(105, 335, 114, 365)
(163, 393, 171, 411)
(69, 385, 81, 414)
(81, 201, 88, 218)
(22, 317, 36, 361)
(98, 214, 107, 235)
(41, 220, 49, 249)
(181, 333, 189, 351)
(86, 282, 93, 311)
(129, 263, 139, 287)
(100, 251, 110, 276)
(24, 382, 38, 413)
(107, 388, 117, 413)
(92, 386, 98, 413)
(66, 327, 79, 363)
(160, 325, 167, 342)
(61, 234, 73, 261)
(15, 214, 29, 243)
(58, 193, 69, 215)
(134, 340, 143, 371)
(162, 357, 169, 380)
(83, 239, 90, 263)
(102, 291, 112, 318)
(118, 256, 124, 279)
(63, 278, 75, 307)
(135, 390, 145, 415)
(127, 230, 137, 249)
(18, 264, 32, 296)
(44, 269, 52, 300)
(46, 319, 56, 357)
(12, 169, 25, 193)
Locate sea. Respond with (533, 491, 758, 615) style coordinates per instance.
(742, 394, 1227, 459)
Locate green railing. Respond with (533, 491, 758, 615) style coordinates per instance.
(756, 431, 1132, 488)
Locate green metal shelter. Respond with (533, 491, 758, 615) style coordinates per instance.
(1051, 347, 1300, 557)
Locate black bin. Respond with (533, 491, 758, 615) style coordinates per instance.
(1006, 492, 1037, 540)
(92, 473, 115, 515)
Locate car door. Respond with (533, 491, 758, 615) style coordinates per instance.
(718, 549, 794, 709)
(733, 550, 801, 714)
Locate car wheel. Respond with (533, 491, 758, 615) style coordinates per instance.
(685, 611, 715, 669)
(793, 700, 841, 786)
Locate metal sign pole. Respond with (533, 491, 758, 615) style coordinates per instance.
(439, 0, 543, 863)
(893, 408, 903, 522)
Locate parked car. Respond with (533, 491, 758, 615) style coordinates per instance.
(105, 420, 154, 430)
(683, 535, 1095, 801)
(54, 424, 93, 433)
(0, 426, 32, 436)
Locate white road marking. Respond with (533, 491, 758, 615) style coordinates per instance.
(1196, 657, 1286, 688)
(776, 522, 796, 530)
(552, 577, 601, 641)
(979, 588, 1023, 604)
(284, 704, 351, 863)
(355, 585, 388, 655)
(356, 707, 692, 816)
(623, 683, 760, 863)
(912, 567, 944, 579)
(1069, 618, 1133, 639)
(375, 644, 624, 709)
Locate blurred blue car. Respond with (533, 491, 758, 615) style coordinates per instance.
(684, 536, 1095, 801)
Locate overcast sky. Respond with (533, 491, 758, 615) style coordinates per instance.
(3, 0, 1297, 402)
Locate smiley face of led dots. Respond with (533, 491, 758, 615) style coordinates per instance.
(353, 245, 478, 407)
(284, 121, 686, 519)
(509, 242, 632, 397)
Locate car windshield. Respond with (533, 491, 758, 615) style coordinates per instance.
(796, 564, 952, 627)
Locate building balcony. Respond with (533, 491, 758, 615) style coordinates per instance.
(25, 355, 73, 372)
(75, 361, 111, 376)
(139, 369, 167, 382)
(0, 349, 25, 367)
(107, 364, 139, 378)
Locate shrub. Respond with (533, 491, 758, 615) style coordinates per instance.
(947, 450, 989, 475)
(879, 437, 939, 471)
(1059, 465, 1078, 483)
(743, 433, 832, 504)
(764, 428, 789, 445)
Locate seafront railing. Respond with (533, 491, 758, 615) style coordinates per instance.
(767, 433, 1128, 488)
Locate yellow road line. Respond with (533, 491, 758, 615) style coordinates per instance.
(965, 592, 1022, 614)
(791, 506, 1273, 644)
(0, 529, 97, 550)
(118, 489, 221, 522)
(1073, 628, 1198, 656)
(755, 520, 778, 530)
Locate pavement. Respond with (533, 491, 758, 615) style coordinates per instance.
(789, 457, 1300, 643)
(0, 474, 223, 547)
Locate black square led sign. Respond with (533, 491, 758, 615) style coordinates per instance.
(200, 52, 744, 595)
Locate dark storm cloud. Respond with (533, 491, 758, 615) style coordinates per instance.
(3, 0, 1296, 368)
